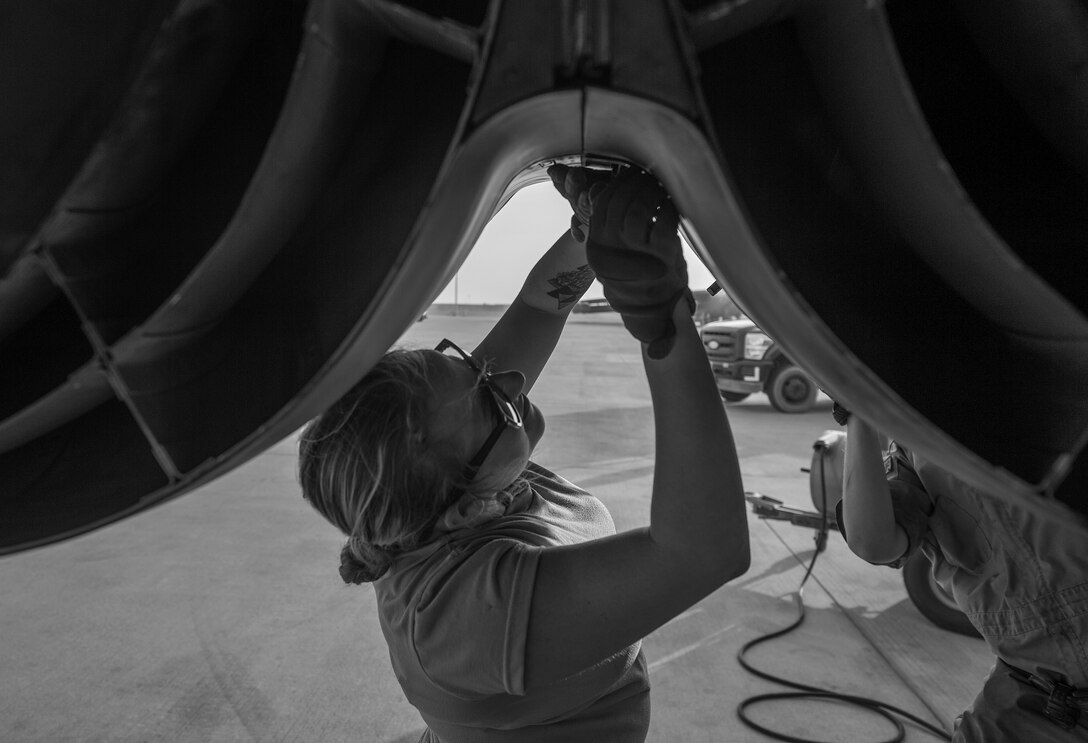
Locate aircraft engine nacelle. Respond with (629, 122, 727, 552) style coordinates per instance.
(1, 0, 1086, 553)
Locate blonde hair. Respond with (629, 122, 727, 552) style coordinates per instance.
(298, 349, 465, 583)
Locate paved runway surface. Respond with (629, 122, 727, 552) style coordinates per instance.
(1, 313, 992, 742)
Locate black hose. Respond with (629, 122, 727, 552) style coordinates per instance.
(734, 448, 952, 742)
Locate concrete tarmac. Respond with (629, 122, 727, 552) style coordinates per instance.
(0, 313, 992, 742)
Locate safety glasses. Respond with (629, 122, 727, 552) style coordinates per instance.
(434, 338, 523, 483)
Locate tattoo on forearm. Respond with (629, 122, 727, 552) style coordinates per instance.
(546, 264, 594, 309)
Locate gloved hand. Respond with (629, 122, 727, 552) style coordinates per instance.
(585, 170, 694, 359)
(547, 163, 612, 242)
(831, 401, 851, 426)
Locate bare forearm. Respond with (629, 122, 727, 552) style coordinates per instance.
(644, 303, 749, 572)
(474, 232, 593, 392)
(517, 231, 594, 314)
(843, 417, 907, 562)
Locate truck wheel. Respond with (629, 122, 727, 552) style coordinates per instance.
(720, 391, 750, 402)
(902, 552, 980, 639)
(766, 365, 818, 413)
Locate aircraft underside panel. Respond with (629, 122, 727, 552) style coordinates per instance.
(1, 0, 1086, 554)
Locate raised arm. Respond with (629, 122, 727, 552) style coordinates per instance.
(472, 166, 608, 392)
(523, 172, 750, 687)
(472, 230, 593, 392)
(842, 416, 909, 563)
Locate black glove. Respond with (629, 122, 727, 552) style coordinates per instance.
(832, 401, 851, 426)
(585, 171, 694, 359)
(547, 164, 612, 242)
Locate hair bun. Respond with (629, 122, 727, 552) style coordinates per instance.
(338, 559, 371, 585)
(339, 540, 391, 584)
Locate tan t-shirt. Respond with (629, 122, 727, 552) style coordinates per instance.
(375, 462, 650, 742)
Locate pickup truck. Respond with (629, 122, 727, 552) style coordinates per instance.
(699, 318, 818, 413)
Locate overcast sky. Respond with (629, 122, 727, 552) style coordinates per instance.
(434, 182, 718, 305)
